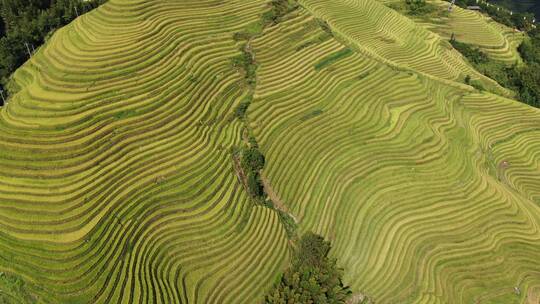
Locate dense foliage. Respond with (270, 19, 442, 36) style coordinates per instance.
(234, 95, 252, 119)
(241, 147, 265, 172)
(0, 0, 105, 96)
(511, 29, 540, 107)
(405, 0, 436, 15)
(446, 0, 535, 31)
(491, 0, 539, 19)
(231, 46, 258, 88)
(238, 145, 267, 199)
(266, 233, 351, 304)
(451, 32, 540, 108)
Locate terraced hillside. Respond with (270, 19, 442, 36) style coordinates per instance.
(0, 0, 539, 304)
(250, 1, 540, 303)
(438, 3, 524, 64)
(0, 0, 289, 303)
(382, 0, 524, 64)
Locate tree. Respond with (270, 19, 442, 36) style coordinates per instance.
(266, 233, 351, 303)
(241, 147, 265, 172)
(247, 172, 264, 198)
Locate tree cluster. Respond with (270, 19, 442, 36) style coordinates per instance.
(492, 0, 540, 19)
(262, 0, 299, 26)
(510, 28, 540, 107)
(240, 146, 266, 198)
(446, 0, 535, 31)
(0, 0, 106, 96)
(266, 233, 351, 304)
(405, 0, 435, 15)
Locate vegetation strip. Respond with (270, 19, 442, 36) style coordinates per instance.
(314, 47, 353, 70)
(230, 0, 304, 242)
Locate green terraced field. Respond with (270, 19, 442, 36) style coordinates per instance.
(0, 0, 539, 303)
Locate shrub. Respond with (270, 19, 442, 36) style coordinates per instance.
(248, 135, 259, 148)
(262, 0, 299, 26)
(450, 38, 489, 65)
(405, 0, 436, 15)
(314, 48, 353, 70)
(233, 31, 251, 41)
(277, 210, 297, 239)
(241, 147, 265, 172)
(234, 102, 250, 119)
(247, 172, 265, 198)
(234, 95, 253, 119)
(316, 18, 333, 36)
(470, 80, 485, 91)
(231, 44, 258, 87)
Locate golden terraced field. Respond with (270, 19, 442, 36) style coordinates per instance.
(0, 0, 538, 303)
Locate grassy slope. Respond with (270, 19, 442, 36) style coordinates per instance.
(0, 0, 538, 303)
(249, 1, 540, 303)
(0, 0, 288, 303)
(298, 0, 515, 97)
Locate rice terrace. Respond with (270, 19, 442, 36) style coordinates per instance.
(0, 0, 538, 303)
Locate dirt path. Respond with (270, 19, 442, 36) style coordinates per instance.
(232, 154, 250, 195)
(260, 173, 299, 223)
(346, 293, 366, 304)
(497, 160, 510, 184)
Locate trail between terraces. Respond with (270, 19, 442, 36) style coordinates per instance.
(261, 174, 299, 224)
(230, 1, 302, 231)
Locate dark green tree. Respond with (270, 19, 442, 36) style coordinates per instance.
(241, 147, 265, 172)
(247, 172, 264, 198)
(266, 233, 351, 303)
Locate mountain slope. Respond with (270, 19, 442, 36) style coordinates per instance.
(0, 0, 538, 303)
(249, 3, 540, 303)
(0, 1, 288, 302)
(381, 0, 525, 64)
